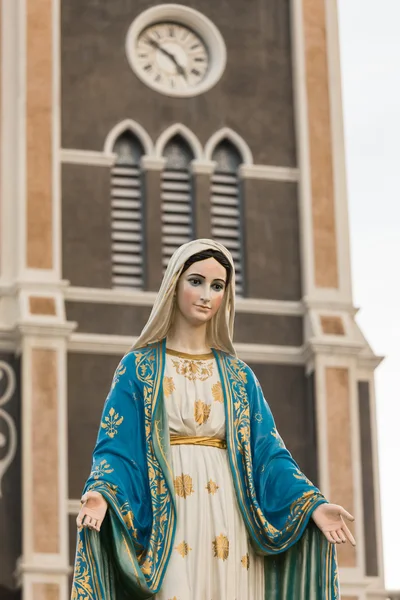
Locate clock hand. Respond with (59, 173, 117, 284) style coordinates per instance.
(148, 38, 187, 80)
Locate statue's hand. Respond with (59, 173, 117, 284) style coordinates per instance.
(311, 503, 356, 545)
(76, 490, 108, 532)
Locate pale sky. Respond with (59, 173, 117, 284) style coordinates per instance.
(338, 0, 400, 590)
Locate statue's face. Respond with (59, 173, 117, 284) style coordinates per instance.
(176, 258, 227, 327)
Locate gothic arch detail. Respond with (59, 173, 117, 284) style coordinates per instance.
(204, 127, 253, 165)
(104, 119, 154, 157)
(155, 123, 203, 160)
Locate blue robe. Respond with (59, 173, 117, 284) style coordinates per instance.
(71, 339, 339, 599)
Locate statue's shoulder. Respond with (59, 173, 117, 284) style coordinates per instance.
(119, 342, 159, 371)
(218, 351, 256, 387)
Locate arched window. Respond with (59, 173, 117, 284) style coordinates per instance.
(161, 135, 194, 270)
(111, 131, 144, 290)
(211, 140, 244, 295)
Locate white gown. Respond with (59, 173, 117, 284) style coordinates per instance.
(155, 348, 265, 600)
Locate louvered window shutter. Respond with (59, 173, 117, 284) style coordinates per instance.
(161, 135, 194, 270)
(211, 140, 244, 295)
(111, 132, 144, 290)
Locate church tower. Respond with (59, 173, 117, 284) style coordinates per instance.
(0, 1, 386, 599)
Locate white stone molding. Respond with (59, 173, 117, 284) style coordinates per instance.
(125, 4, 227, 98)
(16, 321, 77, 341)
(68, 333, 134, 355)
(65, 286, 158, 306)
(204, 127, 253, 164)
(1, 0, 24, 281)
(238, 164, 299, 182)
(290, 0, 316, 300)
(324, 0, 353, 304)
(67, 499, 81, 515)
(154, 123, 203, 160)
(103, 118, 154, 156)
(0, 361, 17, 497)
(190, 159, 217, 175)
(64, 286, 304, 315)
(60, 148, 116, 167)
(236, 297, 303, 316)
(140, 155, 167, 170)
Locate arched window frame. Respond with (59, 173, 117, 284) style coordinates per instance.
(107, 124, 150, 290)
(155, 125, 202, 271)
(206, 129, 250, 296)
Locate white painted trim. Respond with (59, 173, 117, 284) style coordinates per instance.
(60, 148, 116, 167)
(154, 123, 203, 159)
(103, 118, 154, 156)
(190, 159, 217, 175)
(324, 0, 353, 303)
(314, 354, 330, 498)
(361, 372, 386, 582)
(141, 155, 166, 170)
(125, 4, 227, 98)
(64, 286, 304, 315)
(349, 356, 367, 573)
(290, 0, 315, 300)
(303, 295, 358, 315)
(236, 343, 304, 364)
(16, 321, 77, 340)
(239, 164, 299, 182)
(204, 126, 253, 164)
(1, 0, 21, 281)
(68, 333, 134, 355)
(57, 336, 70, 567)
(68, 499, 81, 515)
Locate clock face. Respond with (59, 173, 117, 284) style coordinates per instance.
(135, 22, 210, 93)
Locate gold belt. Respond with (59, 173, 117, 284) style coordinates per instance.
(170, 435, 227, 449)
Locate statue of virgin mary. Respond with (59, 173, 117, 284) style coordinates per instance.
(71, 239, 354, 600)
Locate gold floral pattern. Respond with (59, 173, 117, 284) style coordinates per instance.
(171, 358, 213, 381)
(141, 557, 152, 575)
(293, 468, 314, 487)
(135, 346, 175, 589)
(175, 540, 192, 557)
(101, 406, 124, 438)
(194, 399, 211, 425)
(212, 380, 223, 403)
(111, 363, 126, 390)
(174, 473, 194, 498)
(71, 540, 94, 600)
(90, 459, 113, 480)
(213, 533, 229, 560)
(163, 376, 175, 398)
(121, 504, 138, 539)
(241, 553, 250, 570)
(271, 427, 285, 449)
(205, 479, 219, 495)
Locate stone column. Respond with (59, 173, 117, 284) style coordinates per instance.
(0, 1, 74, 599)
(291, 1, 385, 598)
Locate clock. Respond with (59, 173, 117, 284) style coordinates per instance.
(136, 23, 209, 93)
(126, 5, 227, 98)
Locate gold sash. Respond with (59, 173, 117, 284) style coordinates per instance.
(170, 435, 227, 449)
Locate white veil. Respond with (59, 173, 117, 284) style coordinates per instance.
(132, 239, 236, 356)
